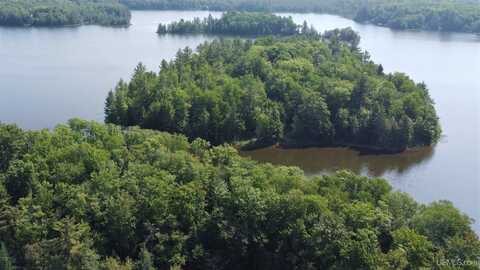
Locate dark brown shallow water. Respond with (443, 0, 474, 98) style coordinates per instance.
(240, 146, 434, 178)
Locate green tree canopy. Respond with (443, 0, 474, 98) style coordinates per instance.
(0, 119, 476, 269)
(122, 0, 480, 33)
(106, 33, 441, 152)
(0, 0, 131, 27)
(157, 12, 302, 36)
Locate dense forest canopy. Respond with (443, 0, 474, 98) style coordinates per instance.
(0, 0, 131, 26)
(0, 119, 478, 269)
(157, 12, 300, 35)
(355, 0, 480, 32)
(105, 32, 441, 152)
(121, 0, 480, 33)
(120, 0, 363, 15)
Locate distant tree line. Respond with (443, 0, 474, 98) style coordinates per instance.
(121, 0, 480, 33)
(105, 31, 441, 153)
(0, 0, 131, 27)
(120, 0, 362, 15)
(3, 0, 478, 32)
(355, 0, 480, 33)
(0, 119, 478, 269)
(157, 12, 300, 36)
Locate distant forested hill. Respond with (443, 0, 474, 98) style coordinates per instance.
(355, 0, 480, 33)
(121, 0, 480, 33)
(4, 0, 477, 31)
(0, 0, 131, 27)
(121, 0, 362, 16)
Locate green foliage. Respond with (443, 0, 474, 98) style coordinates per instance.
(24, 217, 100, 269)
(120, 0, 363, 16)
(0, 124, 25, 173)
(122, 0, 480, 33)
(106, 34, 441, 152)
(138, 248, 155, 270)
(4, 160, 35, 202)
(412, 201, 474, 247)
(102, 257, 134, 270)
(391, 228, 434, 269)
(4, 0, 477, 32)
(0, 0, 131, 27)
(0, 119, 477, 269)
(354, 0, 480, 33)
(288, 91, 333, 146)
(255, 101, 284, 145)
(0, 242, 14, 270)
(157, 12, 301, 36)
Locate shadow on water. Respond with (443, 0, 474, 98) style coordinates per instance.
(239, 146, 434, 178)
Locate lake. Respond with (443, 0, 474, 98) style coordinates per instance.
(0, 10, 479, 232)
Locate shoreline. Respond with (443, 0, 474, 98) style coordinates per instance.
(129, 8, 479, 35)
(2, 9, 478, 34)
(238, 140, 430, 155)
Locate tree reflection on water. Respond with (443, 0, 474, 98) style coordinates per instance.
(239, 146, 434, 178)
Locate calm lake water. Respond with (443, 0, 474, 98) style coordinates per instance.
(0, 11, 479, 231)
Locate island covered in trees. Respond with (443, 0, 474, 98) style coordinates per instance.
(0, 119, 478, 269)
(123, 0, 480, 33)
(0, 0, 131, 27)
(105, 30, 441, 153)
(157, 12, 299, 36)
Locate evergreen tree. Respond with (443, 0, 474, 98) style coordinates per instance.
(0, 242, 14, 270)
(138, 248, 155, 270)
(104, 36, 440, 152)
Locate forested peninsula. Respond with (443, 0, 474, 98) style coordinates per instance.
(105, 31, 441, 153)
(354, 0, 480, 33)
(157, 12, 299, 35)
(0, 0, 131, 27)
(122, 0, 480, 33)
(0, 119, 478, 269)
